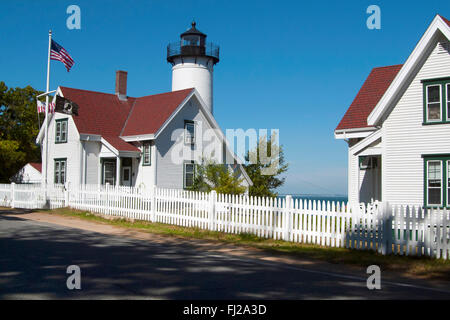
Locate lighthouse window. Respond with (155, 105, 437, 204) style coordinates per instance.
(184, 121, 195, 144)
(183, 35, 200, 46)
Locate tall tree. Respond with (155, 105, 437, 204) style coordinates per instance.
(0, 81, 43, 182)
(188, 158, 247, 195)
(243, 133, 288, 197)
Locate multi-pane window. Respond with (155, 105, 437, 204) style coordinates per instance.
(427, 160, 442, 206)
(54, 159, 67, 184)
(426, 85, 441, 122)
(184, 121, 195, 144)
(422, 78, 450, 124)
(103, 161, 116, 185)
(143, 142, 151, 166)
(55, 119, 68, 143)
(184, 162, 195, 188)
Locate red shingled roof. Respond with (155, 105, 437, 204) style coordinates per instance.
(59, 87, 193, 152)
(29, 162, 42, 173)
(121, 89, 193, 137)
(335, 64, 403, 131)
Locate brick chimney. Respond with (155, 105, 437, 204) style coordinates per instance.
(115, 70, 127, 100)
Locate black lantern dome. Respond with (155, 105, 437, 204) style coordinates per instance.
(167, 21, 220, 65)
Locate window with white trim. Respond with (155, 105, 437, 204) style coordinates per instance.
(427, 160, 442, 206)
(426, 84, 441, 122)
(184, 162, 195, 188)
(55, 119, 68, 143)
(184, 121, 195, 144)
(143, 142, 151, 166)
(54, 159, 67, 184)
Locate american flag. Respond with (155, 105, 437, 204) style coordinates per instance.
(50, 40, 74, 72)
(37, 100, 55, 113)
(37, 100, 45, 113)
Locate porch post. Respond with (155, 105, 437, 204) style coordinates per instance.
(151, 142, 157, 188)
(116, 156, 120, 186)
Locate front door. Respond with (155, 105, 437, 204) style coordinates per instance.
(122, 166, 132, 186)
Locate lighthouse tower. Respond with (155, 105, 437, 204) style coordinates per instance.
(167, 22, 220, 114)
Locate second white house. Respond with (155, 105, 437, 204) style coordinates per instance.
(335, 14, 450, 208)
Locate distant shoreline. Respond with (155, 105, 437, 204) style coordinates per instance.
(277, 194, 348, 203)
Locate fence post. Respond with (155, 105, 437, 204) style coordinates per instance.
(11, 182, 15, 208)
(284, 195, 292, 241)
(151, 186, 156, 222)
(209, 190, 217, 231)
(105, 183, 110, 215)
(381, 201, 392, 255)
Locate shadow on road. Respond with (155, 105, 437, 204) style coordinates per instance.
(0, 214, 447, 300)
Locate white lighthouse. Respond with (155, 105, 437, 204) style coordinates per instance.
(167, 22, 220, 114)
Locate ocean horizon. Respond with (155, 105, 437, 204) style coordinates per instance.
(278, 194, 348, 204)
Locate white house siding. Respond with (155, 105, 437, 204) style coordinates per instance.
(133, 141, 155, 189)
(45, 113, 81, 185)
(383, 36, 450, 206)
(84, 141, 101, 184)
(155, 96, 222, 189)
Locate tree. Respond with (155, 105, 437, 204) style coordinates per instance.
(0, 81, 43, 182)
(188, 158, 247, 195)
(243, 133, 288, 197)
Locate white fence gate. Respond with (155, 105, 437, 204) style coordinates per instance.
(0, 183, 449, 259)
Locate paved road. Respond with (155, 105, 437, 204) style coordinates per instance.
(0, 214, 449, 299)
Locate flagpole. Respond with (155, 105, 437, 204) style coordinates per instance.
(37, 99, 41, 130)
(43, 30, 52, 200)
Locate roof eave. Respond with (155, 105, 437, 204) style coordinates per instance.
(334, 127, 377, 140)
(120, 134, 156, 142)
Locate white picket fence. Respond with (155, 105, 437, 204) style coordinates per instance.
(0, 183, 449, 259)
(0, 183, 65, 209)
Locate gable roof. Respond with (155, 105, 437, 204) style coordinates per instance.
(121, 89, 193, 137)
(335, 64, 403, 131)
(336, 14, 450, 133)
(59, 87, 193, 152)
(367, 14, 450, 126)
(29, 162, 42, 173)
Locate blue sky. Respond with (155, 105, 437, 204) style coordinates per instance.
(1, 0, 449, 195)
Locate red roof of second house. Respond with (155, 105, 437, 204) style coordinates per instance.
(59, 87, 193, 152)
(335, 64, 403, 131)
(439, 14, 450, 27)
(29, 162, 42, 173)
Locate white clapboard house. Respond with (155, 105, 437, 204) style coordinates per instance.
(335, 14, 450, 207)
(36, 23, 252, 190)
(10, 163, 42, 184)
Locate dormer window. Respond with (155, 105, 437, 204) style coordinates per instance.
(55, 119, 68, 143)
(184, 120, 195, 144)
(422, 77, 450, 124)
